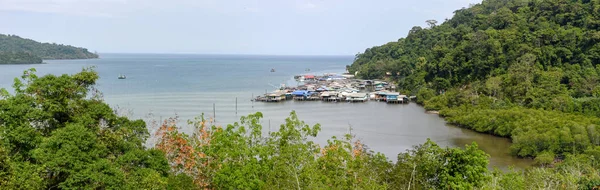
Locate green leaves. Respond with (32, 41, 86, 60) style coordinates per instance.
(392, 139, 489, 189)
(441, 142, 490, 189)
(350, 0, 600, 106)
(0, 69, 175, 189)
(444, 107, 600, 158)
(0, 52, 42, 65)
(156, 111, 403, 189)
(203, 112, 496, 189)
(33, 124, 105, 172)
(0, 88, 8, 99)
(0, 34, 98, 64)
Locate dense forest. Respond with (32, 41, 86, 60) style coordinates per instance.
(350, 0, 600, 160)
(0, 34, 98, 64)
(0, 69, 598, 189)
(0, 52, 43, 64)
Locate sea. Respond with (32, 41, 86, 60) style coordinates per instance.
(0, 53, 532, 169)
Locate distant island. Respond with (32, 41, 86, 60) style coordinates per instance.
(0, 34, 98, 64)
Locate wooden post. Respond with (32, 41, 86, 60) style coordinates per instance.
(235, 97, 238, 115)
(213, 103, 216, 121)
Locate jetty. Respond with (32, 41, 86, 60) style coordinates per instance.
(254, 73, 409, 104)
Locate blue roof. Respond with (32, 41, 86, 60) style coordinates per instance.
(292, 90, 311, 95)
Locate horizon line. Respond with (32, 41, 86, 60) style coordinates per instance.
(97, 52, 355, 57)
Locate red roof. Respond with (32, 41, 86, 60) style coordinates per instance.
(304, 75, 315, 79)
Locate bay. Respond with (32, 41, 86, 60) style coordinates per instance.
(0, 53, 532, 169)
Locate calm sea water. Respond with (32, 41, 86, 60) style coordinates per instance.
(0, 53, 531, 169)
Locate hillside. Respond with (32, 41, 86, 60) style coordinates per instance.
(350, 0, 600, 97)
(0, 34, 98, 64)
(349, 0, 600, 159)
(0, 52, 43, 64)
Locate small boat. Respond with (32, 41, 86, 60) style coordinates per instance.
(118, 74, 126, 79)
(271, 68, 275, 72)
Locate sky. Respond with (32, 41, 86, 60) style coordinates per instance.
(0, 0, 482, 55)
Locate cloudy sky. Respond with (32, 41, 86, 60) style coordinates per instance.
(0, 0, 481, 55)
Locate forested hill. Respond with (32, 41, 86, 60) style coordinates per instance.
(0, 34, 98, 64)
(349, 0, 600, 97)
(350, 0, 600, 160)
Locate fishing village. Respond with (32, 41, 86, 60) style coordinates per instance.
(254, 73, 413, 104)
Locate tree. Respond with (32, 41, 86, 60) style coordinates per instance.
(485, 76, 502, 98)
(0, 68, 177, 189)
(391, 139, 489, 189)
(0, 34, 98, 63)
(426, 19, 438, 28)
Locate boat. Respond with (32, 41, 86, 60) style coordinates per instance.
(118, 74, 126, 79)
(271, 68, 275, 72)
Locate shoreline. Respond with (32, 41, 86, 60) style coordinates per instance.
(0, 62, 46, 65)
(0, 57, 99, 65)
(42, 57, 100, 61)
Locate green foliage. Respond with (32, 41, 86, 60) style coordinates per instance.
(484, 154, 600, 189)
(0, 34, 98, 64)
(0, 52, 42, 64)
(3, 69, 600, 188)
(391, 139, 489, 189)
(167, 174, 197, 190)
(416, 87, 435, 105)
(156, 111, 503, 189)
(350, 0, 600, 113)
(534, 151, 556, 167)
(351, 0, 600, 97)
(483, 168, 526, 190)
(0, 68, 183, 189)
(442, 107, 600, 158)
(348, 0, 600, 170)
